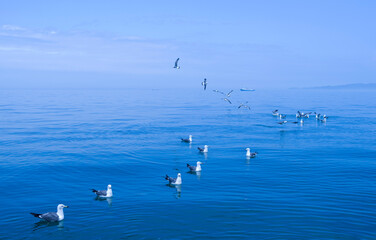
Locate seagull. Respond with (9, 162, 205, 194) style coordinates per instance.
(245, 148, 258, 158)
(278, 121, 288, 125)
(201, 78, 207, 90)
(213, 89, 224, 94)
(321, 115, 328, 122)
(91, 184, 113, 198)
(290, 121, 299, 124)
(187, 161, 203, 172)
(173, 58, 180, 69)
(165, 173, 182, 185)
(279, 114, 287, 119)
(223, 98, 232, 104)
(272, 109, 279, 116)
(296, 111, 303, 118)
(181, 135, 192, 143)
(238, 102, 251, 110)
(314, 112, 321, 120)
(198, 145, 209, 153)
(30, 204, 69, 222)
(226, 90, 233, 97)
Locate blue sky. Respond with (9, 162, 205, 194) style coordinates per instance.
(0, 0, 375, 89)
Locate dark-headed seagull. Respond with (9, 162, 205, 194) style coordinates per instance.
(30, 204, 69, 222)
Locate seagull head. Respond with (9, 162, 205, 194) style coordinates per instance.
(57, 204, 69, 210)
(197, 161, 203, 165)
(177, 173, 181, 178)
(107, 184, 112, 189)
(245, 148, 250, 151)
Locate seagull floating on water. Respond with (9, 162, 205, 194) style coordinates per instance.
(321, 115, 328, 122)
(278, 121, 288, 125)
(187, 161, 202, 172)
(91, 184, 113, 198)
(201, 78, 207, 90)
(181, 135, 192, 143)
(165, 173, 182, 185)
(198, 145, 209, 153)
(279, 114, 286, 119)
(245, 148, 258, 158)
(30, 204, 69, 222)
(272, 109, 279, 116)
(173, 58, 180, 69)
(314, 112, 321, 120)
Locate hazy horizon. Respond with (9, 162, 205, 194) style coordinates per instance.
(1, 1, 375, 89)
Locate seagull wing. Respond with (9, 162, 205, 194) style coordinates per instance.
(174, 58, 180, 67)
(40, 212, 60, 222)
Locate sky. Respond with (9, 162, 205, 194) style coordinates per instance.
(0, 0, 375, 89)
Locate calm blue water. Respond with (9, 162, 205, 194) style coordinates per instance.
(0, 88, 375, 239)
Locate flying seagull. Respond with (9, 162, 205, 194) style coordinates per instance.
(226, 90, 233, 97)
(245, 148, 258, 158)
(213, 89, 224, 94)
(223, 98, 232, 104)
(187, 161, 203, 172)
(181, 135, 192, 143)
(30, 204, 69, 222)
(165, 173, 182, 185)
(91, 184, 113, 198)
(201, 78, 207, 90)
(238, 102, 251, 110)
(173, 58, 180, 69)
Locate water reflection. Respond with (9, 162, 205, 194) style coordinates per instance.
(32, 220, 64, 232)
(94, 196, 113, 207)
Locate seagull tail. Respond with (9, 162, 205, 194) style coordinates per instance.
(198, 147, 203, 152)
(30, 213, 42, 218)
(187, 163, 190, 167)
(91, 189, 98, 193)
(165, 175, 169, 180)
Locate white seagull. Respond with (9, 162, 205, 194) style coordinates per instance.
(165, 173, 182, 185)
(245, 148, 258, 158)
(181, 135, 192, 143)
(91, 184, 113, 198)
(198, 145, 209, 153)
(30, 204, 69, 222)
(187, 161, 203, 172)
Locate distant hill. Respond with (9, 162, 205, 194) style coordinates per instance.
(295, 83, 376, 90)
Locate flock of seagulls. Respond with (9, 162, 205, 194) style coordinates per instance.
(165, 135, 258, 188)
(272, 109, 328, 125)
(30, 58, 328, 224)
(174, 58, 253, 110)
